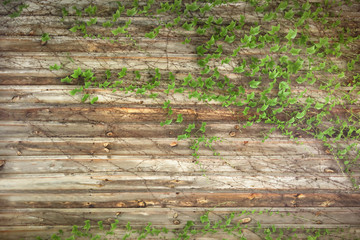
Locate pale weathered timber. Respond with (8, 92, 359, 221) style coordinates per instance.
(0, 136, 346, 157)
(1, 52, 357, 72)
(0, 155, 348, 175)
(0, 171, 356, 191)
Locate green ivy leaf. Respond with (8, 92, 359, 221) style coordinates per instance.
(126, 7, 137, 16)
(284, 9, 294, 20)
(225, 35, 235, 43)
(306, 46, 316, 55)
(69, 26, 78, 32)
(249, 80, 261, 88)
(186, 2, 199, 11)
(289, 47, 301, 55)
(61, 76, 72, 83)
(49, 64, 61, 71)
(206, 35, 215, 48)
(214, 17, 223, 25)
(277, 1, 288, 11)
(176, 114, 183, 123)
(199, 122, 206, 133)
(41, 33, 50, 42)
(268, 24, 280, 35)
(270, 44, 280, 52)
(263, 12, 276, 21)
(285, 29, 297, 41)
(69, 87, 82, 96)
(296, 111, 306, 119)
(71, 67, 82, 79)
(118, 68, 127, 78)
(260, 104, 269, 111)
(90, 96, 98, 104)
(185, 123, 195, 133)
(196, 45, 207, 56)
(87, 17, 97, 26)
(250, 26, 261, 36)
(177, 133, 189, 140)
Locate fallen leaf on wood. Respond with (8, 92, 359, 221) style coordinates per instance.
(170, 142, 178, 147)
(320, 200, 334, 207)
(324, 168, 336, 173)
(240, 217, 252, 224)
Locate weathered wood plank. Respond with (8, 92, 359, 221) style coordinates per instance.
(0, 120, 331, 141)
(0, 171, 355, 191)
(0, 52, 355, 72)
(0, 154, 344, 174)
(1, 0, 358, 17)
(0, 14, 357, 38)
(0, 36, 358, 54)
(0, 121, 303, 139)
(0, 136, 344, 156)
(1, 104, 358, 123)
(1, 192, 360, 208)
(0, 207, 359, 227)
(1, 68, 357, 88)
(0, 86, 357, 105)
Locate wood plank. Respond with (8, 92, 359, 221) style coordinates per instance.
(0, 171, 355, 191)
(0, 86, 357, 105)
(1, 192, 360, 208)
(0, 155, 344, 174)
(1, 0, 358, 16)
(2, 120, 357, 143)
(1, 68, 358, 87)
(0, 14, 357, 38)
(0, 121, 302, 139)
(0, 36, 358, 54)
(0, 104, 358, 123)
(0, 52, 355, 72)
(0, 207, 359, 227)
(0, 136, 346, 157)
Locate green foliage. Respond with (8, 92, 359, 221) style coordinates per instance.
(40, 209, 356, 239)
(49, 64, 61, 71)
(55, 0, 360, 190)
(7, 2, 29, 18)
(41, 33, 51, 42)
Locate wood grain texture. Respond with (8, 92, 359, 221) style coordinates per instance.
(1, 207, 360, 227)
(0, 0, 360, 239)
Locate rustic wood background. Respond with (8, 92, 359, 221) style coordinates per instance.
(0, 0, 359, 239)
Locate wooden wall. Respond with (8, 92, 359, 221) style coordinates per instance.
(0, 0, 359, 239)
